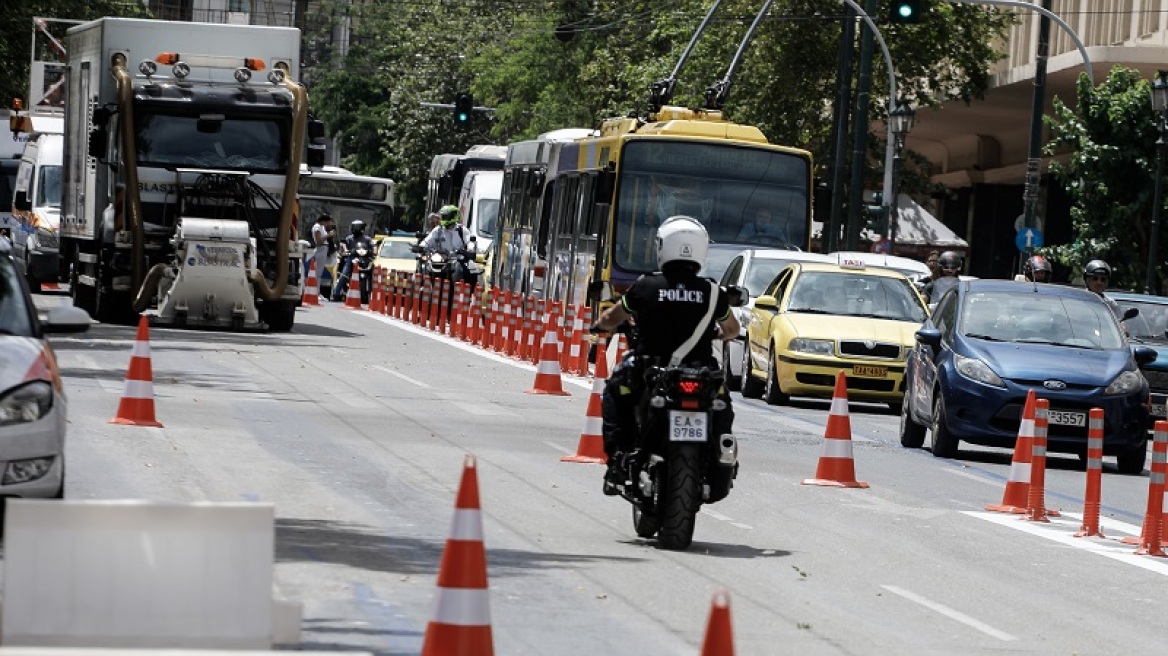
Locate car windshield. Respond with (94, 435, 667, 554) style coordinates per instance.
(960, 291, 1125, 349)
(1119, 299, 1168, 340)
(786, 271, 927, 322)
(0, 256, 34, 336)
(476, 198, 499, 236)
(37, 164, 62, 208)
(746, 259, 797, 297)
(379, 240, 415, 259)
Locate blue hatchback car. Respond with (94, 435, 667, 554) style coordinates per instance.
(900, 280, 1156, 474)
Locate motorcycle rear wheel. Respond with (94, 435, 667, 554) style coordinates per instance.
(658, 443, 702, 550)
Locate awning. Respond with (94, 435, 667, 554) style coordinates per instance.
(814, 194, 969, 248)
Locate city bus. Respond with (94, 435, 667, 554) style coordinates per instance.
(297, 168, 395, 291)
(540, 107, 814, 313)
(425, 144, 505, 217)
(490, 128, 594, 298)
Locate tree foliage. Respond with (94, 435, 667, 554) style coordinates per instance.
(1043, 67, 1161, 291)
(0, 1, 148, 107)
(307, 0, 1014, 226)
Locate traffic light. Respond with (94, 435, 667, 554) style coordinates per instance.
(454, 93, 473, 124)
(864, 192, 888, 233)
(889, 0, 924, 24)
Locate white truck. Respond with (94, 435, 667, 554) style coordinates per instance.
(61, 18, 325, 330)
(457, 168, 501, 256)
(10, 115, 64, 292)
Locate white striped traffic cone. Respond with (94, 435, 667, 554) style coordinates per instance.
(302, 258, 320, 306)
(562, 342, 608, 463)
(802, 372, 867, 488)
(421, 455, 494, 655)
(526, 314, 570, 396)
(110, 315, 163, 427)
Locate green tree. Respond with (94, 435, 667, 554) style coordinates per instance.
(0, 1, 148, 106)
(1043, 66, 1159, 291)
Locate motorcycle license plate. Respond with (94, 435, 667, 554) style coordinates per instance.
(852, 364, 887, 378)
(1047, 409, 1086, 427)
(669, 410, 707, 442)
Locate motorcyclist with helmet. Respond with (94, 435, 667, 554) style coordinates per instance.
(331, 219, 376, 301)
(590, 216, 741, 496)
(1015, 254, 1052, 283)
(420, 205, 474, 257)
(1083, 259, 1124, 320)
(922, 250, 963, 304)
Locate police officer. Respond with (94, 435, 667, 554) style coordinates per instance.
(590, 215, 740, 495)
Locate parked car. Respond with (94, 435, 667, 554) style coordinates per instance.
(0, 238, 91, 500)
(901, 280, 1155, 474)
(714, 249, 834, 390)
(741, 261, 928, 408)
(1111, 291, 1168, 425)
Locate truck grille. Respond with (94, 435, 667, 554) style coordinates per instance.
(838, 340, 901, 359)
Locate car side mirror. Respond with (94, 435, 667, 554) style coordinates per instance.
(42, 305, 92, 334)
(725, 285, 748, 307)
(1122, 306, 1140, 322)
(13, 190, 30, 212)
(915, 328, 942, 347)
(1134, 346, 1158, 366)
(753, 294, 778, 311)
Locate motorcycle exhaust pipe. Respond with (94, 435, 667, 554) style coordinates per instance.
(718, 434, 738, 466)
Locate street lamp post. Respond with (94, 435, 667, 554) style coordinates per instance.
(887, 99, 916, 255)
(1147, 71, 1168, 295)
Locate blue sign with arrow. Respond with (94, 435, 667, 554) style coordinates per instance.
(1015, 227, 1043, 252)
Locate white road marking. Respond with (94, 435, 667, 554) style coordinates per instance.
(544, 440, 574, 455)
(881, 585, 1018, 642)
(702, 508, 732, 521)
(373, 365, 431, 388)
(357, 311, 594, 391)
(730, 522, 754, 530)
(941, 467, 1001, 487)
(964, 511, 1168, 576)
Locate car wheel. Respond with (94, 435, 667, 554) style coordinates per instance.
(1116, 442, 1148, 475)
(899, 392, 926, 449)
(763, 346, 789, 405)
(740, 342, 763, 399)
(930, 392, 959, 458)
(24, 251, 41, 293)
(723, 343, 741, 392)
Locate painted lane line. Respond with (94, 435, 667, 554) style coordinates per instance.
(941, 467, 1001, 487)
(964, 511, 1168, 577)
(358, 311, 592, 390)
(881, 585, 1018, 642)
(702, 508, 732, 521)
(544, 440, 574, 455)
(373, 365, 431, 388)
(730, 522, 754, 530)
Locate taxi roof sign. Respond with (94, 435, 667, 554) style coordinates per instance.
(839, 258, 867, 270)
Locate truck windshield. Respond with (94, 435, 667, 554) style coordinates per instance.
(134, 112, 289, 174)
(37, 165, 62, 208)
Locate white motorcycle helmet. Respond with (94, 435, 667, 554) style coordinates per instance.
(656, 215, 709, 272)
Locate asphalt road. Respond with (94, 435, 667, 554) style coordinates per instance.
(14, 293, 1168, 655)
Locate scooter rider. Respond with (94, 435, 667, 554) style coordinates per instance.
(1083, 259, 1123, 320)
(1017, 254, 1052, 283)
(332, 220, 375, 301)
(923, 250, 962, 304)
(590, 215, 740, 496)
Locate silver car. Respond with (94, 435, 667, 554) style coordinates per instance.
(0, 240, 90, 500)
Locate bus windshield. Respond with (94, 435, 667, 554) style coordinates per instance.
(299, 198, 394, 239)
(612, 140, 810, 273)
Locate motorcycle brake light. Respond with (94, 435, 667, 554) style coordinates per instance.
(678, 380, 702, 395)
(680, 399, 700, 410)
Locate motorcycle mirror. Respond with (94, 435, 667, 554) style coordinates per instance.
(725, 285, 748, 307)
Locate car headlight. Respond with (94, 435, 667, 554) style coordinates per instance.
(1105, 370, 1144, 395)
(788, 338, 835, 356)
(954, 354, 1005, 388)
(0, 381, 54, 425)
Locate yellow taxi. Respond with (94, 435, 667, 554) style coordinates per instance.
(372, 231, 420, 275)
(740, 260, 928, 409)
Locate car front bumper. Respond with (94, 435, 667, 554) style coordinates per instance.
(777, 352, 907, 402)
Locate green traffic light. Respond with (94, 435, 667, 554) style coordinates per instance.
(457, 113, 469, 122)
(898, 6, 914, 18)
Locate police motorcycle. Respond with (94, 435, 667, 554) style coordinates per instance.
(595, 286, 746, 551)
(331, 241, 375, 304)
(413, 236, 481, 287)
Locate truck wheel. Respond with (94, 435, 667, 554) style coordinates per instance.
(71, 252, 96, 317)
(95, 286, 135, 326)
(260, 300, 296, 332)
(24, 252, 41, 293)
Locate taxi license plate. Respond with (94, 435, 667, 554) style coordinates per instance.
(1047, 409, 1087, 427)
(669, 410, 707, 442)
(852, 365, 887, 378)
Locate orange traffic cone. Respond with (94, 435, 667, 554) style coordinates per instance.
(421, 455, 494, 655)
(562, 342, 608, 463)
(526, 314, 571, 396)
(986, 389, 1038, 514)
(802, 372, 867, 488)
(700, 590, 735, 656)
(1075, 408, 1106, 538)
(110, 315, 163, 427)
(343, 263, 363, 309)
(302, 258, 320, 306)
(1123, 421, 1168, 554)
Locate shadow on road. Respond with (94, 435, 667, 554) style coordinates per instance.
(276, 518, 646, 577)
(616, 539, 791, 559)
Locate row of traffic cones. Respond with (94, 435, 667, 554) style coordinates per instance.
(424, 455, 736, 655)
(299, 258, 365, 310)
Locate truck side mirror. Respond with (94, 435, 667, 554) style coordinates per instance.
(13, 190, 30, 212)
(305, 118, 327, 170)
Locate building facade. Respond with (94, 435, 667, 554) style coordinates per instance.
(908, 2, 1168, 278)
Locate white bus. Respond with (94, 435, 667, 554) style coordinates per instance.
(297, 169, 395, 291)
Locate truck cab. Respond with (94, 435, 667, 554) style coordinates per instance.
(11, 121, 63, 292)
(458, 169, 501, 256)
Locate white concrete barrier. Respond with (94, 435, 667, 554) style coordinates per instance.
(1, 499, 299, 649)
